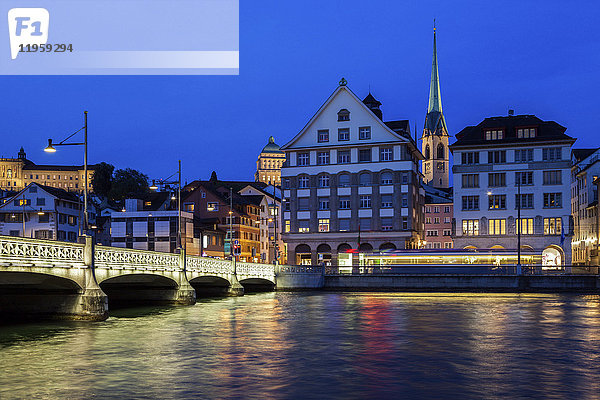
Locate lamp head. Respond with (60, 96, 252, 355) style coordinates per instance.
(149, 180, 158, 190)
(44, 139, 56, 153)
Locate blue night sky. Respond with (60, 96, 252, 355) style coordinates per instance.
(1, 0, 599, 184)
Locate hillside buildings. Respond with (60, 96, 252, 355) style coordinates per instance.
(450, 114, 575, 266)
(0, 148, 96, 192)
(280, 79, 425, 265)
(571, 148, 600, 265)
(255, 136, 285, 186)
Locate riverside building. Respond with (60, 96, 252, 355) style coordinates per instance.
(570, 148, 600, 265)
(280, 79, 425, 266)
(450, 114, 575, 266)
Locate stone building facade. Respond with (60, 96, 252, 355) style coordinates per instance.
(281, 81, 425, 265)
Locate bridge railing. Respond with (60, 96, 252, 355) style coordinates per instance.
(236, 261, 276, 279)
(186, 256, 234, 275)
(94, 246, 180, 271)
(0, 235, 85, 266)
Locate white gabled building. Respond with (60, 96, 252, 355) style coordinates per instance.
(280, 79, 425, 266)
(0, 182, 82, 241)
(450, 114, 575, 266)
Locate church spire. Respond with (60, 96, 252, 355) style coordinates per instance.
(428, 20, 442, 113)
(423, 20, 447, 136)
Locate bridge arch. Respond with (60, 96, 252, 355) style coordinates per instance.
(99, 273, 180, 307)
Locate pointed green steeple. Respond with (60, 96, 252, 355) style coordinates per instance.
(424, 21, 447, 136)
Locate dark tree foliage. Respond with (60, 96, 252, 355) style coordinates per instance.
(109, 168, 149, 201)
(91, 162, 114, 198)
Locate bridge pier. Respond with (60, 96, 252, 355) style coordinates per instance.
(73, 236, 109, 321)
(226, 273, 244, 296)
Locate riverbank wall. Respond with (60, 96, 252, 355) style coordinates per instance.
(276, 271, 600, 292)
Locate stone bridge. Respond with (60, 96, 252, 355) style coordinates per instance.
(0, 235, 276, 321)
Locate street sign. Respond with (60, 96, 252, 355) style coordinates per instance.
(234, 239, 239, 245)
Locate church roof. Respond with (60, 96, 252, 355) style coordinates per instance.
(261, 136, 284, 154)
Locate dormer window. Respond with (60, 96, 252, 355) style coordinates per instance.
(485, 129, 504, 140)
(517, 127, 536, 138)
(337, 109, 350, 121)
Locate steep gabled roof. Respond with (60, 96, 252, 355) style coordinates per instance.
(281, 84, 415, 150)
(450, 114, 575, 148)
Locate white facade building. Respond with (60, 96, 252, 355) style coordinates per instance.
(571, 148, 600, 265)
(107, 197, 193, 253)
(0, 183, 82, 241)
(281, 80, 425, 265)
(450, 114, 575, 266)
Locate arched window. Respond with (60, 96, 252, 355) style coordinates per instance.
(337, 109, 350, 121)
(381, 172, 393, 185)
(359, 173, 371, 186)
(338, 174, 350, 187)
(425, 145, 430, 159)
(437, 144, 444, 159)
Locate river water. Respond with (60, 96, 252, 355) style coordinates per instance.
(1, 292, 600, 399)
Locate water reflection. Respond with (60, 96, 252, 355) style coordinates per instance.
(1, 293, 599, 399)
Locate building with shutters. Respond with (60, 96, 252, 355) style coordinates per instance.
(280, 79, 425, 266)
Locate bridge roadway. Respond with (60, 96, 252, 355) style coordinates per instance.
(0, 235, 276, 321)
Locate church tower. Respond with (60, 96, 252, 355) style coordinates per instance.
(421, 23, 450, 189)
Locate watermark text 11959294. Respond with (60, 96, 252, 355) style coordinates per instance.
(2, 0, 239, 75)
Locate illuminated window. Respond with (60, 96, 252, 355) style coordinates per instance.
(544, 218, 562, 235)
(543, 193, 562, 208)
(318, 219, 330, 232)
(488, 219, 506, 235)
(488, 195, 506, 210)
(284, 220, 290, 233)
(485, 129, 504, 140)
(298, 220, 309, 233)
(516, 218, 534, 235)
(206, 202, 218, 212)
(462, 219, 479, 236)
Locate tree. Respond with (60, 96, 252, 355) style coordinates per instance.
(109, 168, 149, 201)
(91, 162, 114, 198)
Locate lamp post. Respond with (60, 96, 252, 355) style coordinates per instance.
(45, 111, 89, 235)
(149, 160, 182, 252)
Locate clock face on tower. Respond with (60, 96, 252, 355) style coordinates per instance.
(436, 162, 445, 171)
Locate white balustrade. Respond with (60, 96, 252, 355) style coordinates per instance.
(0, 235, 84, 266)
(94, 246, 180, 270)
(186, 256, 234, 275)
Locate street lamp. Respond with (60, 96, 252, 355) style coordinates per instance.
(44, 111, 89, 235)
(149, 160, 182, 251)
(516, 173, 522, 275)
